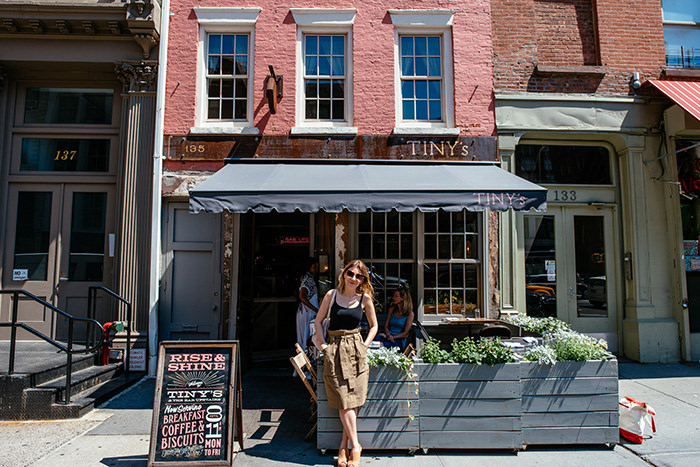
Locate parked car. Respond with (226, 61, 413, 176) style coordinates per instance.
(584, 275, 606, 308)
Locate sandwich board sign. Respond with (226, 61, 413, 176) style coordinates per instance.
(148, 341, 243, 466)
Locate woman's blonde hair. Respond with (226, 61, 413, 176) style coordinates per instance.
(393, 286, 413, 317)
(337, 259, 374, 300)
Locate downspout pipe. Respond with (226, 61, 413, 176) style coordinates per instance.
(148, 0, 170, 375)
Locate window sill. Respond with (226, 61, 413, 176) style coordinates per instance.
(189, 126, 260, 135)
(662, 68, 700, 79)
(392, 127, 461, 136)
(534, 65, 606, 78)
(290, 126, 358, 136)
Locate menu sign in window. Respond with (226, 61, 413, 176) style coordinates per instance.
(148, 341, 243, 466)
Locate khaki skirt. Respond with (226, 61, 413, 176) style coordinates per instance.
(323, 328, 369, 410)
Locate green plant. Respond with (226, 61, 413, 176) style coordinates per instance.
(420, 337, 452, 364)
(450, 337, 481, 364)
(545, 330, 612, 362)
(477, 338, 515, 365)
(367, 346, 415, 378)
(523, 345, 557, 365)
(502, 313, 571, 335)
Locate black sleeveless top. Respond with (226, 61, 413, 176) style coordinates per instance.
(328, 292, 364, 331)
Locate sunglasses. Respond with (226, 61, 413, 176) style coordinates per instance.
(345, 270, 365, 281)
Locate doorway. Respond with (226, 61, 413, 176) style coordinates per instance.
(523, 205, 619, 351)
(1, 183, 115, 340)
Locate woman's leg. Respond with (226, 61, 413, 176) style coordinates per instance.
(339, 408, 361, 452)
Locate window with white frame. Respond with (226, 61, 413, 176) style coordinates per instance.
(400, 35, 443, 121)
(192, 7, 260, 132)
(357, 209, 482, 320)
(206, 33, 250, 120)
(663, 0, 700, 68)
(291, 8, 356, 132)
(303, 34, 347, 121)
(389, 10, 454, 131)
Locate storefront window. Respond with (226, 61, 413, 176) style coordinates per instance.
(515, 144, 612, 185)
(24, 88, 113, 125)
(358, 209, 481, 318)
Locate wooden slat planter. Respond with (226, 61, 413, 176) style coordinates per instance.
(416, 362, 522, 450)
(520, 360, 619, 446)
(317, 364, 419, 451)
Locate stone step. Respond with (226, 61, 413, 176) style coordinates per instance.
(31, 352, 97, 387)
(38, 362, 124, 400)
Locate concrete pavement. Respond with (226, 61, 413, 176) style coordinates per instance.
(0, 361, 697, 467)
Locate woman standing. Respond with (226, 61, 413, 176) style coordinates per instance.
(313, 260, 378, 467)
(376, 287, 414, 350)
(296, 258, 319, 351)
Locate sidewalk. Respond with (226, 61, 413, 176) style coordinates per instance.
(0, 361, 697, 467)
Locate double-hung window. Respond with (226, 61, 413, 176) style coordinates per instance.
(303, 34, 347, 121)
(291, 8, 356, 134)
(662, 0, 700, 68)
(390, 10, 455, 133)
(193, 7, 260, 133)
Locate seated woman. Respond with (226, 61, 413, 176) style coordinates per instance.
(375, 287, 414, 350)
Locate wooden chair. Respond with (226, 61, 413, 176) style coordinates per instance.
(403, 343, 417, 359)
(294, 343, 318, 382)
(290, 347, 318, 441)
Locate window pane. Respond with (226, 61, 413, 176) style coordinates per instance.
(235, 56, 247, 75)
(359, 211, 371, 232)
(221, 80, 234, 98)
(24, 88, 113, 125)
(663, 0, 700, 22)
(453, 235, 465, 258)
(438, 265, 450, 287)
(452, 211, 465, 233)
(438, 235, 451, 259)
(425, 234, 436, 259)
(428, 57, 441, 76)
(415, 36, 427, 55)
(69, 192, 107, 281)
(222, 56, 234, 75)
(319, 80, 331, 98)
(415, 56, 428, 76)
(402, 57, 414, 76)
(305, 35, 317, 55)
(208, 56, 220, 75)
(14, 192, 52, 281)
(305, 56, 318, 75)
(387, 211, 399, 231)
(235, 79, 247, 98)
(359, 234, 371, 258)
(305, 100, 317, 119)
(332, 35, 345, 55)
(402, 81, 414, 99)
(221, 100, 233, 119)
(401, 36, 413, 56)
(222, 35, 234, 54)
(332, 80, 344, 98)
(515, 144, 612, 185)
(424, 290, 437, 314)
(428, 36, 440, 55)
(236, 35, 248, 54)
(21, 138, 110, 172)
(373, 213, 385, 231)
(416, 100, 428, 120)
(401, 234, 413, 259)
(453, 290, 465, 314)
(387, 234, 399, 258)
(401, 212, 413, 232)
(235, 99, 247, 119)
(465, 265, 477, 288)
(306, 79, 318, 98)
(332, 56, 345, 76)
(208, 79, 220, 97)
(424, 263, 436, 288)
(319, 35, 331, 54)
(402, 100, 414, 120)
(428, 80, 441, 99)
(319, 100, 331, 119)
(438, 211, 450, 232)
(429, 100, 441, 120)
(452, 264, 464, 288)
(425, 212, 437, 233)
(466, 236, 477, 259)
(319, 56, 331, 76)
(415, 81, 427, 99)
(332, 100, 344, 120)
(208, 100, 220, 119)
(208, 35, 221, 54)
(372, 234, 385, 258)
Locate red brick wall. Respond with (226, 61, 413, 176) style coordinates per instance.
(492, 0, 666, 94)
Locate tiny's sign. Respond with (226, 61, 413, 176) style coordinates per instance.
(12, 269, 28, 281)
(148, 341, 243, 466)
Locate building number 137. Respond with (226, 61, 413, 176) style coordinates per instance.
(54, 150, 77, 161)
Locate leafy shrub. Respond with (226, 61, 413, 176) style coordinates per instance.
(523, 345, 557, 365)
(420, 337, 452, 364)
(477, 338, 515, 365)
(503, 313, 571, 335)
(450, 337, 481, 364)
(545, 330, 612, 362)
(367, 346, 415, 376)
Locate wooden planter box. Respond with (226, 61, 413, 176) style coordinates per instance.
(520, 360, 619, 446)
(416, 362, 522, 450)
(317, 364, 419, 451)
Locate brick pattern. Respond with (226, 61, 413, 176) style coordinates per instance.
(492, 0, 666, 94)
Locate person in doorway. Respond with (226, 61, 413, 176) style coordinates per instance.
(375, 286, 414, 351)
(296, 257, 319, 351)
(313, 260, 378, 467)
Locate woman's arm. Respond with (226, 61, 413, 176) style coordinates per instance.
(383, 306, 393, 335)
(298, 287, 318, 313)
(363, 294, 379, 346)
(392, 311, 415, 339)
(312, 290, 334, 351)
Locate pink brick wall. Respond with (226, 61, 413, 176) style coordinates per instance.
(164, 1, 495, 136)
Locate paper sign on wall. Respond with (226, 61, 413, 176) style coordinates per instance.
(545, 260, 556, 282)
(129, 348, 147, 372)
(12, 269, 28, 281)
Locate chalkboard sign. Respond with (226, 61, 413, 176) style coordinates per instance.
(148, 341, 243, 466)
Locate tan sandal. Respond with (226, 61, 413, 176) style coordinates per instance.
(348, 448, 361, 467)
(337, 448, 348, 467)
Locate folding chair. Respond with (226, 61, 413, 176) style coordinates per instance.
(295, 343, 318, 382)
(290, 350, 318, 441)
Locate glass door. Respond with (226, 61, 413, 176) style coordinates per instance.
(523, 206, 618, 350)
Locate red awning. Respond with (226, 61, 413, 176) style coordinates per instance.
(647, 80, 700, 122)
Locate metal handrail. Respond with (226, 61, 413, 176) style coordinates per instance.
(88, 286, 132, 376)
(0, 289, 104, 404)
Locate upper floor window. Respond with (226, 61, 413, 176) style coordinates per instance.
(303, 34, 347, 121)
(206, 33, 250, 121)
(23, 88, 113, 125)
(389, 10, 455, 132)
(515, 144, 612, 185)
(192, 7, 260, 133)
(663, 0, 700, 68)
(400, 35, 442, 121)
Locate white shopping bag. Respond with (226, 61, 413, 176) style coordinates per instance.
(619, 396, 656, 443)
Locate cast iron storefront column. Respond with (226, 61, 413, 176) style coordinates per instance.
(115, 61, 158, 337)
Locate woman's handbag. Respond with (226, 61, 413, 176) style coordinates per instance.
(619, 396, 656, 443)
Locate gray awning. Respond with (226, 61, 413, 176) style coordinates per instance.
(189, 160, 547, 213)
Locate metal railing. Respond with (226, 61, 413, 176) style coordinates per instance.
(87, 286, 132, 376)
(0, 290, 104, 404)
(666, 46, 700, 69)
